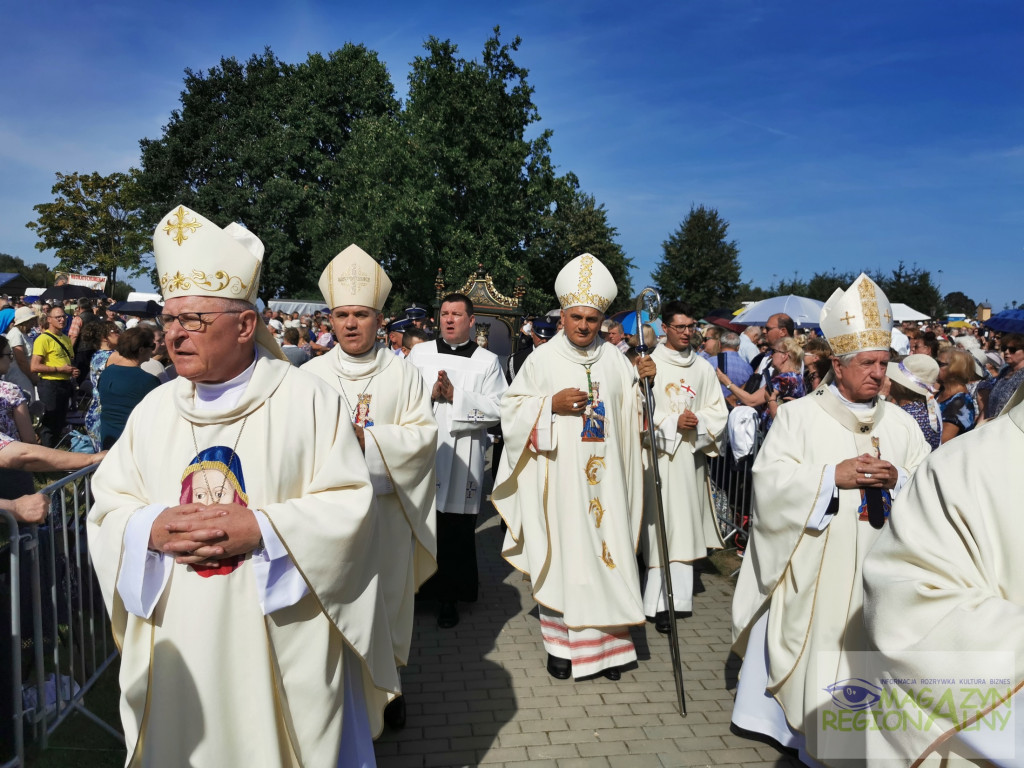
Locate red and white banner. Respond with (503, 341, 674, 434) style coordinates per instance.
(53, 272, 107, 292)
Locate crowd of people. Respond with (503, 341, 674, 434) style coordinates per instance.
(1, 208, 1022, 766)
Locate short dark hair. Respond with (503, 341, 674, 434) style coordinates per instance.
(661, 301, 697, 323)
(440, 293, 474, 315)
(283, 327, 300, 345)
(117, 326, 155, 362)
(403, 327, 431, 345)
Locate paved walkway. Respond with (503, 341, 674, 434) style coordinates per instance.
(374, 497, 800, 768)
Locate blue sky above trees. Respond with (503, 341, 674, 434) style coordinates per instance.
(2, 0, 1021, 309)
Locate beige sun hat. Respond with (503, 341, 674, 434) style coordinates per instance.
(12, 306, 38, 327)
(819, 273, 893, 356)
(886, 354, 939, 398)
(555, 254, 617, 313)
(152, 204, 287, 361)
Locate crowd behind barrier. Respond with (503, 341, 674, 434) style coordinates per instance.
(1, 464, 120, 768)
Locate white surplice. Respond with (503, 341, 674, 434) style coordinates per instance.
(304, 345, 438, 666)
(406, 340, 507, 515)
(730, 384, 930, 762)
(641, 343, 729, 614)
(87, 355, 398, 768)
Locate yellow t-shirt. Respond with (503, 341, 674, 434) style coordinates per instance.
(33, 332, 73, 381)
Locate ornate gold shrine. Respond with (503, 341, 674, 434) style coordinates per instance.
(434, 265, 525, 358)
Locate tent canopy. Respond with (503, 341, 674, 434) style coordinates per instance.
(890, 302, 930, 322)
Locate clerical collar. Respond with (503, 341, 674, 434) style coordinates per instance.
(829, 383, 874, 412)
(337, 345, 378, 363)
(437, 338, 478, 357)
(195, 352, 258, 411)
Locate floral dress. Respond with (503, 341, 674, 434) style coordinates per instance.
(85, 349, 113, 450)
(0, 380, 27, 439)
(762, 370, 805, 432)
(939, 391, 976, 437)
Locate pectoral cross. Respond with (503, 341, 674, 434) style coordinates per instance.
(468, 409, 486, 423)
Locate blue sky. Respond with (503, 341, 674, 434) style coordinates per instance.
(2, 1, 1021, 311)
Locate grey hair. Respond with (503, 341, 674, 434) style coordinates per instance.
(720, 331, 741, 348)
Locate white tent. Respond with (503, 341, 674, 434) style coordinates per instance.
(890, 302, 930, 322)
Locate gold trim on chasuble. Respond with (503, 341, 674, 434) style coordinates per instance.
(826, 278, 891, 355)
(584, 452, 615, 566)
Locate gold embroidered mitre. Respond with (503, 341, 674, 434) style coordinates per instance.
(154, 205, 263, 303)
(819, 273, 893, 356)
(318, 244, 392, 311)
(555, 253, 617, 313)
(153, 204, 287, 361)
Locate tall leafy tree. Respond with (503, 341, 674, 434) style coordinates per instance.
(943, 290, 976, 317)
(653, 204, 741, 317)
(25, 171, 150, 294)
(528, 176, 633, 314)
(136, 45, 400, 298)
(0, 253, 54, 288)
(391, 28, 563, 307)
(880, 261, 944, 317)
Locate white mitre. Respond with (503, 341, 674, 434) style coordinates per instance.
(555, 253, 617, 312)
(318, 244, 392, 310)
(153, 204, 286, 360)
(819, 272, 893, 355)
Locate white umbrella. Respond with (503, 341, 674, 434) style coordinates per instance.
(733, 295, 825, 329)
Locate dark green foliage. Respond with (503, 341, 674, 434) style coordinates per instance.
(653, 205, 742, 317)
(0, 253, 54, 289)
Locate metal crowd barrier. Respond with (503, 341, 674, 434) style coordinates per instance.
(710, 425, 763, 569)
(1, 464, 121, 767)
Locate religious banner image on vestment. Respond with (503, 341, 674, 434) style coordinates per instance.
(581, 381, 606, 442)
(179, 446, 248, 577)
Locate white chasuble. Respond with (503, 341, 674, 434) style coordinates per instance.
(730, 386, 930, 756)
(862, 399, 1024, 765)
(304, 345, 438, 666)
(492, 333, 646, 630)
(406, 340, 507, 515)
(641, 344, 729, 567)
(87, 356, 399, 768)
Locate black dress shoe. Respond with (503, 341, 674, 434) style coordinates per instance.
(655, 610, 671, 634)
(437, 601, 459, 628)
(546, 653, 572, 680)
(383, 695, 406, 729)
(602, 666, 622, 681)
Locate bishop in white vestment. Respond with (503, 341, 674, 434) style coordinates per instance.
(641, 301, 728, 630)
(406, 293, 507, 627)
(88, 207, 398, 768)
(862, 385, 1024, 765)
(730, 274, 930, 766)
(493, 254, 653, 681)
(304, 246, 437, 730)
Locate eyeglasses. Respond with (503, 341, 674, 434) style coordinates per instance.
(667, 322, 697, 331)
(159, 310, 246, 331)
(1005, 347, 1020, 354)
(765, 325, 781, 332)
(771, 348, 787, 355)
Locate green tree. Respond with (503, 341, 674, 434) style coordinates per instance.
(878, 261, 944, 317)
(136, 45, 400, 298)
(0, 253, 54, 288)
(943, 291, 976, 317)
(25, 171, 150, 295)
(527, 177, 633, 315)
(653, 205, 741, 317)
(392, 28, 565, 309)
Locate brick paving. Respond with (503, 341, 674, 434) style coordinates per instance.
(374, 491, 801, 768)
